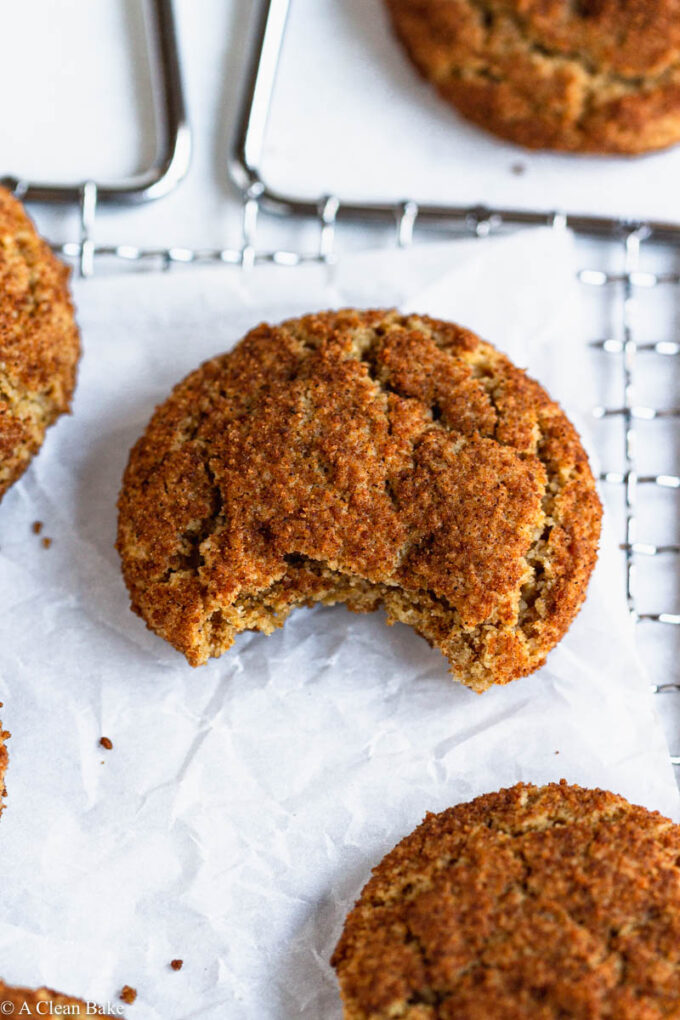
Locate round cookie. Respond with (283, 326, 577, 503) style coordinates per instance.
(385, 0, 680, 154)
(0, 186, 80, 500)
(332, 781, 680, 1019)
(117, 309, 601, 692)
(0, 979, 114, 1016)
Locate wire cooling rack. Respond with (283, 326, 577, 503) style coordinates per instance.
(4, 0, 679, 766)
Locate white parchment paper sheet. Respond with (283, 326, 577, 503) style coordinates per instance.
(0, 228, 676, 1019)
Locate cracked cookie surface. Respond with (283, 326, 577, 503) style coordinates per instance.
(332, 781, 680, 1019)
(0, 186, 80, 500)
(0, 979, 114, 1016)
(116, 309, 600, 691)
(385, 0, 680, 153)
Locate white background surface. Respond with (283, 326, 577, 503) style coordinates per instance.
(3, 0, 680, 250)
(264, 0, 680, 221)
(0, 2, 679, 1018)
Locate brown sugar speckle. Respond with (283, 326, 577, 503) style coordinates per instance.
(333, 782, 680, 1017)
(99, 736, 113, 750)
(117, 310, 601, 693)
(32, 520, 43, 534)
(120, 985, 136, 1004)
(170, 959, 183, 971)
(41, 536, 52, 549)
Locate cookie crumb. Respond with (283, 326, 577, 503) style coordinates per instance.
(170, 959, 183, 971)
(32, 520, 43, 534)
(99, 736, 113, 750)
(555, 750, 560, 755)
(120, 986, 137, 1004)
(41, 536, 52, 549)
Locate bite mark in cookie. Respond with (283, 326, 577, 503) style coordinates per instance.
(117, 309, 601, 691)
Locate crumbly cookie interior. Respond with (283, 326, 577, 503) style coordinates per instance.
(117, 310, 601, 691)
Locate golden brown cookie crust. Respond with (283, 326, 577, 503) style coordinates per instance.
(0, 978, 115, 1016)
(385, 0, 680, 154)
(0, 186, 80, 500)
(332, 781, 680, 1019)
(117, 309, 601, 691)
(0, 723, 7, 819)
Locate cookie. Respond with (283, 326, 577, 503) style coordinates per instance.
(0, 186, 80, 500)
(385, 0, 680, 154)
(0, 723, 7, 818)
(332, 781, 680, 1018)
(117, 309, 601, 692)
(0, 979, 115, 1016)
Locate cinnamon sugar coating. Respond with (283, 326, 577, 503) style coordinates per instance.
(0, 186, 80, 500)
(385, 0, 680, 154)
(332, 781, 680, 1018)
(0, 724, 7, 818)
(117, 310, 601, 691)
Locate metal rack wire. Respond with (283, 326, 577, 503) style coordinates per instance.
(233, 0, 680, 772)
(1, 0, 191, 277)
(5, 0, 679, 765)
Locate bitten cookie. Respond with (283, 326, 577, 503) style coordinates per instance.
(385, 0, 680, 154)
(117, 309, 601, 692)
(332, 781, 680, 1019)
(0, 978, 116, 1016)
(0, 186, 80, 500)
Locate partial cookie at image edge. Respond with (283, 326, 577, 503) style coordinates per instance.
(0, 978, 120, 1017)
(0, 186, 80, 502)
(385, 0, 680, 154)
(332, 780, 680, 1018)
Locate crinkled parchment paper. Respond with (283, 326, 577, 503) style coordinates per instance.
(0, 228, 676, 1019)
